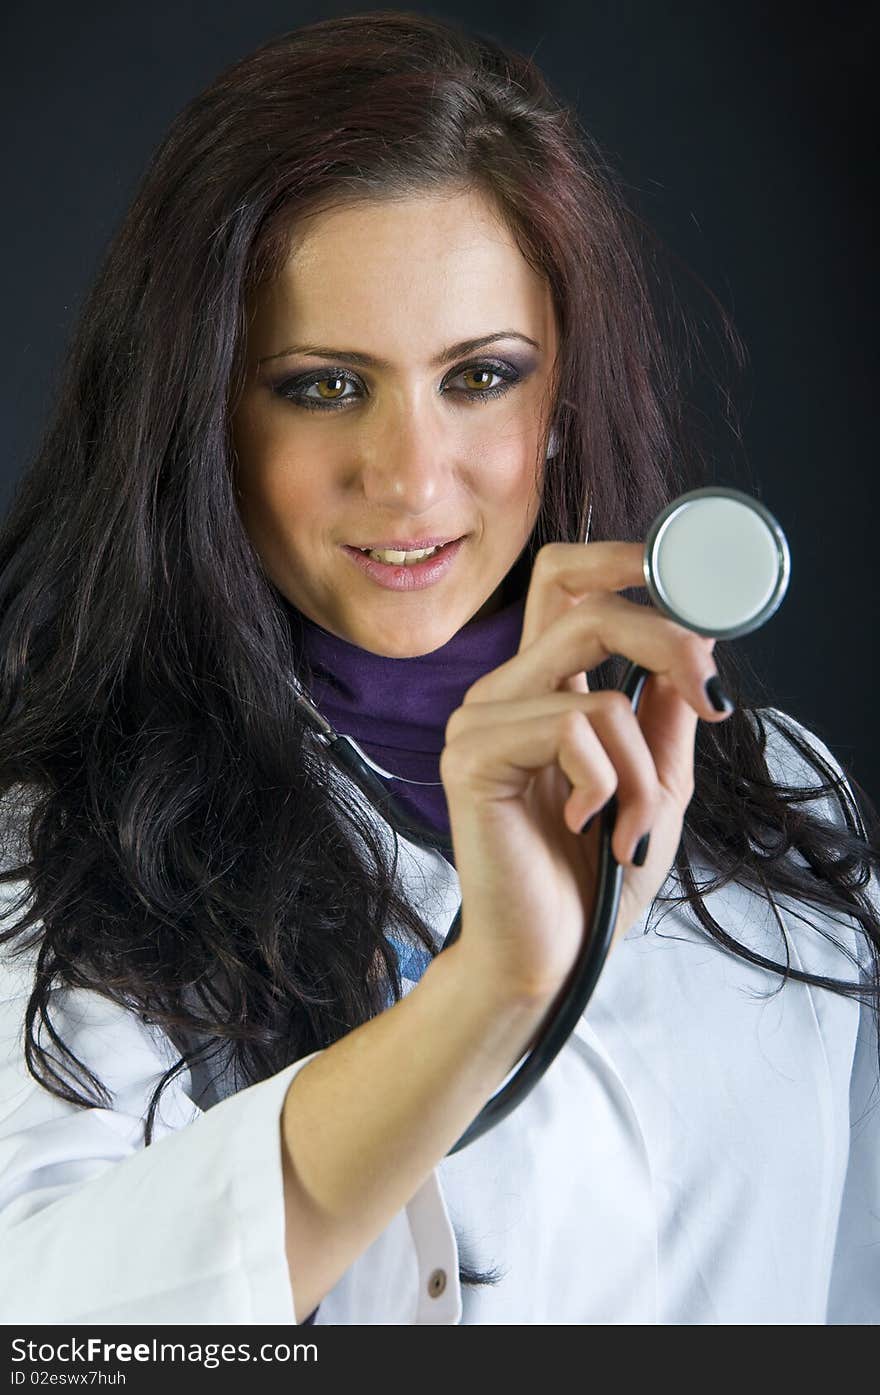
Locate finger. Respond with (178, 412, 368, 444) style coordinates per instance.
(520, 541, 647, 650)
(470, 589, 722, 723)
(557, 695, 661, 858)
(442, 705, 618, 813)
(445, 690, 662, 861)
(634, 670, 701, 807)
(519, 541, 647, 696)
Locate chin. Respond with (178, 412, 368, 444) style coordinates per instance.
(356, 614, 462, 659)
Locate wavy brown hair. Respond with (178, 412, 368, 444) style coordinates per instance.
(1, 11, 878, 1299)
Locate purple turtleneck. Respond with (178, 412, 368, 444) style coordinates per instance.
(297, 589, 528, 865)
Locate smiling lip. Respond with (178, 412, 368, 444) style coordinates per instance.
(340, 536, 466, 590)
(348, 535, 465, 551)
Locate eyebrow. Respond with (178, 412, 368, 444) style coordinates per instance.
(257, 330, 541, 370)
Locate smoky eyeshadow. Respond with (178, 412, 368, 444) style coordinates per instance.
(262, 347, 542, 391)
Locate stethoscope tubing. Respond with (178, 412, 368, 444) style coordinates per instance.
(325, 659, 649, 1155)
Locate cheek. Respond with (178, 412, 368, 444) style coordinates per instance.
(242, 467, 324, 551)
(500, 462, 543, 546)
(480, 454, 541, 519)
(233, 413, 323, 515)
(232, 395, 303, 488)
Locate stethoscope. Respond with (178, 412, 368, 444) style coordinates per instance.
(288, 486, 791, 1154)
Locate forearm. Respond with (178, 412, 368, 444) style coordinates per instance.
(279, 940, 551, 1320)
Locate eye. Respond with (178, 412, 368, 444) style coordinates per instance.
(272, 370, 357, 409)
(454, 363, 520, 402)
(271, 359, 523, 411)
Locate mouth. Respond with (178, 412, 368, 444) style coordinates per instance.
(340, 536, 468, 589)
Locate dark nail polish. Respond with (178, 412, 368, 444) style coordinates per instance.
(579, 813, 595, 835)
(705, 675, 735, 714)
(632, 832, 651, 866)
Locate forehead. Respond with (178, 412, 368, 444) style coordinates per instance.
(247, 189, 557, 358)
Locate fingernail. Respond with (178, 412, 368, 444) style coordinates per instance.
(705, 675, 735, 714)
(579, 813, 595, 835)
(632, 832, 651, 866)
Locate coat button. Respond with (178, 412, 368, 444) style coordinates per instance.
(427, 1268, 447, 1298)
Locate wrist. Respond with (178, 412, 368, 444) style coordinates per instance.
(428, 938, 559, 1019)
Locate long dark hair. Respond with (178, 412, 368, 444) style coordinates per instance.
(1, 10, 877, 1300)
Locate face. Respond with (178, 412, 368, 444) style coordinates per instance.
(231, 188, 559, 657)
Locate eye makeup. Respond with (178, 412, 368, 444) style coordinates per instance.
(265, 354, 536, 411)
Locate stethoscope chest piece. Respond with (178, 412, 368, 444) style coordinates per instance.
(643, 486, 791, 639)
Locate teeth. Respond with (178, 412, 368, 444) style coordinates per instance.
(361, 545, 443, 565)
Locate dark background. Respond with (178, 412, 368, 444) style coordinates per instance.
(2, 1, 876, 802)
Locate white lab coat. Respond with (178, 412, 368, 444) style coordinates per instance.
(0, 707, 877, 1324)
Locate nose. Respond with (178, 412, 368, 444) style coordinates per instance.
(356, 409, 458, 515)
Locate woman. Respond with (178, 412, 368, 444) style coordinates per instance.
(0, 12, 877, 1325)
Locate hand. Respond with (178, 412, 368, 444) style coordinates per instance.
(439, 541, 734, 1003)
